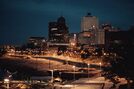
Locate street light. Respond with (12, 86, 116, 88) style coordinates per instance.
(4, 78, 10, 89)
(72, 66, 75, 81)
(49, 59, 51, 69)
(87, 63, 90, 79)
(66, 57, 69, 70)
(36, 55, 38, 70)
(59, 72, 62, 78)
(99, 62, 102, 70)
(99, 62, 102, 77)
(51, 70, 54, 83)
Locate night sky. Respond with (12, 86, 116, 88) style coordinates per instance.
(0, 0, 134, 45)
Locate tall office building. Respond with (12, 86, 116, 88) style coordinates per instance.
(97, 30, 105, 45)
(48, 22, 58, 42)
(48, 16, 69, 44)
(79, 13, 99, 45)
(81, 13, 99, 32)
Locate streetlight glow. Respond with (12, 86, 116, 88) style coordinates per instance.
(99, 62, 101, 65)
(4, 78, 10, 89)
(72, 66, 76, 81)
(72, 65, 75, 69)
(4, 78, 9, 83)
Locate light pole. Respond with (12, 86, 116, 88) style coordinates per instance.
(59, 72, 62, 78)
(66, 57, 69, 70)
(51, 70, 54, 83)
(72, 66, 75, 81)
(4, 78, 10, 89)
(36, 55, 38, 70)
(49, 59, 51, 69)
(99, 62, 102, 70)
(87, 63, 90, 79)
(99, 62, 102, 76)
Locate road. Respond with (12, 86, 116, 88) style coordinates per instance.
(0, 55, 101, 79)
(0, 55, 128, 89)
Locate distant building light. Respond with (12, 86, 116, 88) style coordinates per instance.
(103, 53, 106, 56)
(71, 43, 75, 46)
(42, 39, 46, 42)
(51, 28, 58, 31)
(34, 43, 37, 46)
(54, 34, 62, 36)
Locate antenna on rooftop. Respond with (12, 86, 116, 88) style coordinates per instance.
(87, 12, 92, 16)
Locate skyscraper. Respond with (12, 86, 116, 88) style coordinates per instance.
(79, 13, 99, 45)
(48, 16, 69, 44)
(81, 13, 99, 32)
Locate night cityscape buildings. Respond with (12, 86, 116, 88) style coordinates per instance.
(27, 37, 46, 48)
(48, 16, 69, 47)
(0, 7, 134, 89)
(79, 13, 105, 46)
(81, 13, 99, 31)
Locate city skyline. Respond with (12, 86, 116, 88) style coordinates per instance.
(0, 0, 134, 45)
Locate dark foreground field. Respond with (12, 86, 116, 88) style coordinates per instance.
(0, 57, 97, 81)
(0, 57, 49, 80)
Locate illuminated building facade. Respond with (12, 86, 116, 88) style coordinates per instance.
(81, 13, 99, 32)
(78, 31, 92, 45)
(79, 13, 99, 46)
(48, 16, 69, 45)
(69, 33, 78, 48)
(27, 37, 46, 49)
